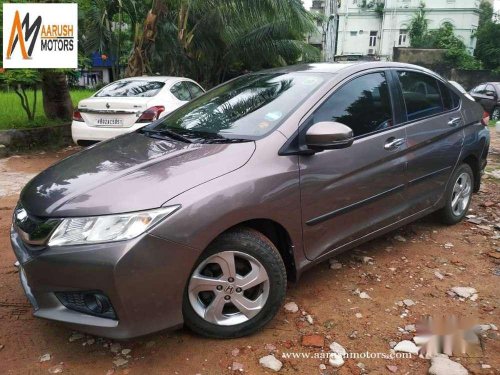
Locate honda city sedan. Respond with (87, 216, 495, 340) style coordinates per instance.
(12, 62, 489, 339)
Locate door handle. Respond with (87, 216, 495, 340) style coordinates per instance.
(448, 117, 462, 127)
(384, 137, 405, 150)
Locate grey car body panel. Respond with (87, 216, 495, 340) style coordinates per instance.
(299, 124, 407, 260)
(11, 62, 489, 339)
(20, 132, 255, 217)
(12, 226, 201, 339)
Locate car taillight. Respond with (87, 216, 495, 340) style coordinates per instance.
(481, 111, 490, 127)
(72, 110, 84, 122)
(136, 106, 165, 123)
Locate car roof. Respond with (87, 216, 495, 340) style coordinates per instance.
(260, 61, 437, 75)
(116, 76, 191, 83)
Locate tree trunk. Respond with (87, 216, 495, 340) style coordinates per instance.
(125, 0, 167, 77)
(41, 71, 73, 120)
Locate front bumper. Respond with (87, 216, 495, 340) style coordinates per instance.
(11, 226, 201, 339)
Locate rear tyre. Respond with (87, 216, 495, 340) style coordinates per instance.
(183, 227, 287, 338)
(492, 106, 500, 121)
(439, 164, 474, 225)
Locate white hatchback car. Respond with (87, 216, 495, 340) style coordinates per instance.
(72, 76, 205, 146)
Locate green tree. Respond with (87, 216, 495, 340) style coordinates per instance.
(427, 22, 481, 69)
(475, 22, 500, 70)
(1, 70, 41, 122)
(409, 2, 430, 48)
(81, 0, 147, 80)
(125, 0, 319, 87)
(40, 70, 74, 121)
(478, 0, 493, 30)
(408, 4, 481, 70)
(475, 0, 500, 70)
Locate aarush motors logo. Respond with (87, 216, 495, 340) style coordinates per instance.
(6, 11, 42, 60)
(3, 3, 78, 68)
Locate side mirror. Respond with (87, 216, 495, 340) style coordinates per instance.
(305, 121, 354, 151)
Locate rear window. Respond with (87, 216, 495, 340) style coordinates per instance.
(438, 81, 460, 110)
(397, 71, 443, 121)
(95, 80, 165, 97)
(185, 81, 204, 98)
(170, 82, 191, 101)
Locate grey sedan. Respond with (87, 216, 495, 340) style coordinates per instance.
(11, 62, 489, 339)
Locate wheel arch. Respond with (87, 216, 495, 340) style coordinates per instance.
(461, 153, 481, 192)
(209, 219, 298, 282)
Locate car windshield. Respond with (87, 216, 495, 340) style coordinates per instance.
(95, 80, 165, 97)
(148, 72, 327, 139)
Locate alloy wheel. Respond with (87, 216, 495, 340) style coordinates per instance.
(188, 251, 270, 326)
(492, 107, 500, 121)
(451, 172, 472, 216)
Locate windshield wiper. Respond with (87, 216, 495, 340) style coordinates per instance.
(204, 137, 253, 144)
(140, 128, 192, 143)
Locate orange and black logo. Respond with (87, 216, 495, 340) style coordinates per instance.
(6, 10, 41, 59)
(3, 3, 77, 68)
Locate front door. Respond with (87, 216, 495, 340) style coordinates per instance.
(299, 71, 408, 261)
(394, 70, 464, 214)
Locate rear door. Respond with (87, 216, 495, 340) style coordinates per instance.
(299, 70, 408, 261)
(393, 70, 464, 214)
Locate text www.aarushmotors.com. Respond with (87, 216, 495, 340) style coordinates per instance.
(281, 351, 413, 360)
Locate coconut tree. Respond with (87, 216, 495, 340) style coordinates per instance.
(126, 0, 319, 86)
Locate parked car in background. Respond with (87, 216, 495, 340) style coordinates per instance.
(72, 77, 205, 146)
(469, 82, 500, 120)
(12, 63, 489, 340)
(448, 81, 475, 102)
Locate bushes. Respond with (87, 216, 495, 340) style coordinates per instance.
(408, 3, 482, 70)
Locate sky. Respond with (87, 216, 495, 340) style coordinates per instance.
(302, 0, 500, 12)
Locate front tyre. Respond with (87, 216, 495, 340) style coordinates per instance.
(183, 227, 287, 338)
(439, 163, 474, 225)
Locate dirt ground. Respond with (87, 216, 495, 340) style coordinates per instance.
(0, 135, 499, 375)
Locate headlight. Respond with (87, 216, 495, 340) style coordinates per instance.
(48, 206, 179, 247)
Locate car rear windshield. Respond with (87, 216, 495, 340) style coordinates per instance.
(149, 72, 327, 139)
(95, 80, 165, 97)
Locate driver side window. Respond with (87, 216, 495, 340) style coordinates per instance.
(311, 72, 393, 137)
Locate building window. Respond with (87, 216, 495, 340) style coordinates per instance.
(398, 29, 407, 45)
(369, 31, 377, 47)
(350, 31, 358, 36)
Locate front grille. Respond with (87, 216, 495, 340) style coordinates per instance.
(13, 203, 61, 248)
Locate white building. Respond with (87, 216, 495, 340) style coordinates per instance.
(312, 0, 482, 61)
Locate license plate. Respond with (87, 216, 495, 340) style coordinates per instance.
(95, 118, 123, 126)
